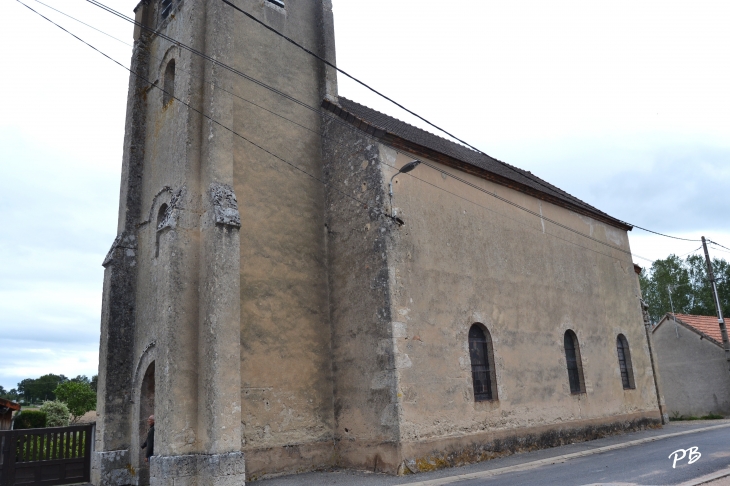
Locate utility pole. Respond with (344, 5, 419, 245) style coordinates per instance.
(702, 236, 730, 370)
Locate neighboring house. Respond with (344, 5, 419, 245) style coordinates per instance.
(653, 313, 730, 418)
(94, 1, 662, 484)
(0, 397, 21, 430)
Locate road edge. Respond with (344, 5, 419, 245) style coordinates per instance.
(403, 422, 730, 486)
(680, 466, 730, 486)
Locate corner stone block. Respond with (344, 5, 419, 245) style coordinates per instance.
(94, 449, 136, 486)
(149, 452, 245, 486)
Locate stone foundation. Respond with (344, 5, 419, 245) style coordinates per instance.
(150, 452, 245, 486)
(93, 449, 136, 486)
(397, 412, 663, 475)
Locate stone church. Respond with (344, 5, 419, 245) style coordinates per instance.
(94, 0, 664, 484)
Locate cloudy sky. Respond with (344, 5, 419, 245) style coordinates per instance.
(1, 0, 728, 391)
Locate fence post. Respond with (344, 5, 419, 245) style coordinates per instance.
(83, 425, 93, 483)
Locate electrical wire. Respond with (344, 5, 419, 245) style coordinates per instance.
(17, 0, 655, 270)
(709, 240, 730, 252)
(35, 0, 131, 46)
(709, 244, 730, 256)
(631, 226, 700, 242)
(217, 0, 487, 157)
(14, 0, 388, 225)
(23, 1, 699, 268)
(81, 0, 703, 249)
(677, 246, 703, 259)
(80, 0, 628, 221)
(31, 0, 321, 138)
(217, 0, 628, 217)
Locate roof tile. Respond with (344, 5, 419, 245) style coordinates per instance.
(666, 313, 724, 345)
(324, 97, 630, 229)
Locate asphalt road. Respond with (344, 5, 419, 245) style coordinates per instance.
(258, 422, 730, 486)
(443, 425, 730, 485)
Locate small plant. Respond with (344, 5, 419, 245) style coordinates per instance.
(14, 410, 47, 429)
(40, 400, 70, 427)
(669, 411, 725, 421)
(700, 413, 724, 420)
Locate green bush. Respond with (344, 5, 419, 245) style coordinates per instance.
(40, 400, 70, 427)
(14, 410, 47, 429)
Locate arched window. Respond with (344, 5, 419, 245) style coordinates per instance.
(616, 334, 635, 389)
(155, 203, 168, 258)
(160, 0, 173, 21)
(469, 324, 497, 401)
(163, 59, 175, 106)
(564, 330, 585, 394)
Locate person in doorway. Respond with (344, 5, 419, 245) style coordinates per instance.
(141, 415, 154, 462)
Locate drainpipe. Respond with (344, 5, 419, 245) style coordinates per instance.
(634, 264, 668, 424)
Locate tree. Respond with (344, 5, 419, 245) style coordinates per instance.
(90, 375, 98, 393)
(54, 381, 96, 423)
(17, 374, 67, 404)
(641, 254, 729, 323)
(17, 378, 35, 403)
(70, 375, 90, 385)
(0, 386, 19, 401)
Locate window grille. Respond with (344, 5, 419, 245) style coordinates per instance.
(469, 324, 497, 401)
(160, 0, 173, 21)
(616, 334, 635, 389)
(564, 330, 585, 394)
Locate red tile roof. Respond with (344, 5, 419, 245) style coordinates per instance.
(658, 313, 724, 346)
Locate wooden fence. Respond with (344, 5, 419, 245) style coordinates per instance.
(0, 424, 93, 486)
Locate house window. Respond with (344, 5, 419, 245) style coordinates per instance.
(469, 324, 497, 401)
(616, 334, 635, 389)
(160, 0, 173, 21)
(564, 330, 585, 394)
(163, 59, 175, 106)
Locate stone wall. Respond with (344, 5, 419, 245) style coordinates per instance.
(322, 118, 404, 473)
(386, 150, 661, 470)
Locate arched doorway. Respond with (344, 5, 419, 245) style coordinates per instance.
(138, 361, 155, 485)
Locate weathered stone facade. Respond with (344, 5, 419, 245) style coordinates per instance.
(95, 1, 663, 484)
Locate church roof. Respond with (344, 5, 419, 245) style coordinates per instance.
(654, 313, 724, 347)
(322, 97, 632, 231)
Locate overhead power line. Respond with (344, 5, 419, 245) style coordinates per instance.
(217, 0, 486, 157)
(15, 0, 387, 223)
(217, 0, 624, 217)
(82, 0, 702, 248)
(631, 226, 700, 242)
(27, 1, 699, 267)
(19, 0, 653, 268)
(709, 240, 730, 252)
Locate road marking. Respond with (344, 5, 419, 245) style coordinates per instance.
(402, 422, 730, 486)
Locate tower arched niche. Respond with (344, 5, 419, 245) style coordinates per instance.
(131, 342, 157, 485)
